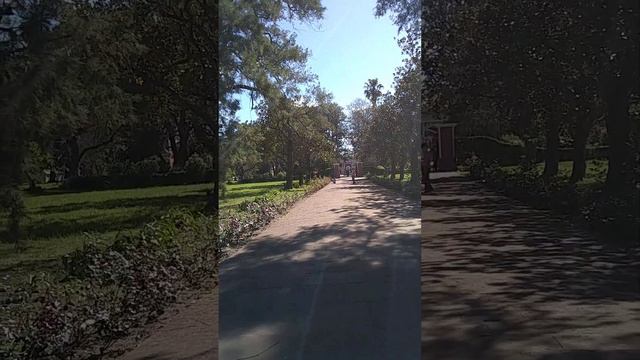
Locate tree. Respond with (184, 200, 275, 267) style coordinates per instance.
(218, 0, 325, 192)
(257, 87, 337, 189)
(1, 0, 66, 244)
(364, 78, 384, 108)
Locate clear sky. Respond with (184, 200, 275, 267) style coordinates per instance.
(235, 0, 406, 122)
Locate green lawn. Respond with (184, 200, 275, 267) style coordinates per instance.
(220, 180, 289, 209)
(0, 180, 294, 275)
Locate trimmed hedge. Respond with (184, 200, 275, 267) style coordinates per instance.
(457, 136, 608, 166)
(61, 170, 216, 191)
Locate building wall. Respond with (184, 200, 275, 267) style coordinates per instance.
(438, 126, 456, 171)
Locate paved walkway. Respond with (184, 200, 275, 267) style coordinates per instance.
(219, 177, 421, 359)
(117, 286, 218, 360)
(422, 173, 640, 360)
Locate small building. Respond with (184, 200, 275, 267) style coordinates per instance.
(336, 160, 363, 177)
(423, 112, 457, 172)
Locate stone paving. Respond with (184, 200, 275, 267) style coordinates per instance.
(118, 287, 218, 360)
(422, 173, 640, 360)
(219, 177, 421, 360)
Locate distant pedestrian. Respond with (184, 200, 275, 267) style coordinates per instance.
(432, 139, 439, 172)
(422, 142, 434, 194)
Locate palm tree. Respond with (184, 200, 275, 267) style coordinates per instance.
(364, 78, 384, 107)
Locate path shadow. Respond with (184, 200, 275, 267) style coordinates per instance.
(422, 174, 640, 359)
(219, 179, 421, 359)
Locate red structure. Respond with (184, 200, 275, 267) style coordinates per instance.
(335, 160, 363, 177)
(423, 113, 457, 172)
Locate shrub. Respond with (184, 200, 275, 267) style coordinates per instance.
(0, 187, 26, 246)
(218, 177, 329, 250)
(2, 210, 218, 359)
(368, 175, 418, 198)
(583, 193, 640, 241)
(184, 154, 208, 182)
(107, 160, 131, 176)
(470, 155, 637, 242)
(130, 157, 160, 178)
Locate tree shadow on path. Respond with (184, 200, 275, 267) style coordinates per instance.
(220, 179, 421, 360)
(422, 175, 640, 360)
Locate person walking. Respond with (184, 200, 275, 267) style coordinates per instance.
(432, 138, 439, 172)
(422, 142, 434, 194)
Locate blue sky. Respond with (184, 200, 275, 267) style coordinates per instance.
(236, 0, 406, 122)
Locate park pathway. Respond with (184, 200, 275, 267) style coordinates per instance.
(422, 173, 640, 360)
(219, 177, 421, 359)
(116, 286, 218, 360)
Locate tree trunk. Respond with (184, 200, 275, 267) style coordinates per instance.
(27, 176, 38, 192)
(570, 115, 595, 183)
(285, 135, 294, 190)
(542, 117, 561, 179)
(306, 154, 312, 184)
(522, 137, 537, 170)
(172, 112, 191, 169)
(410, 147, 420, 184)
(49, 169, 57, 183)
(599, 0, 637, 192)
(66, 136, 80, 178)
(167, 125, 179, 169)
(604, 91, 632, 191)
(570, 137, 588, 183)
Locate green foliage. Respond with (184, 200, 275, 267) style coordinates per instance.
(2, 210, 218, 359)
(219, 177, 329, 249)
(422, 0, 638, 189)
(349, 50, 420, 184)
(368, 175, 419, 199)
(184, 154, 209, 182)
(0, 187, 26, 246)
(469, 157, 638, 242)
(0, 183, 214, 271)
(218, 0, 324, 118)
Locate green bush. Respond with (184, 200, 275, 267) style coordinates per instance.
(2, 210, 218, 359)
(107, 160, 131, 176)
(470, 155, 638, 242)
(368, 175, 419, 198)
(130, 157, 161, 178)
(184, 154, 208, 182)
(219, 177, 330, 250)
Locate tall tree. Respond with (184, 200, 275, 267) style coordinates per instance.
(364, 78, 384, 108)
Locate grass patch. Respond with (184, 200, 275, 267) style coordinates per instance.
(220, 181, 290, 209)
(0, 180, 304, 276)
(0, 183, 215, 271)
